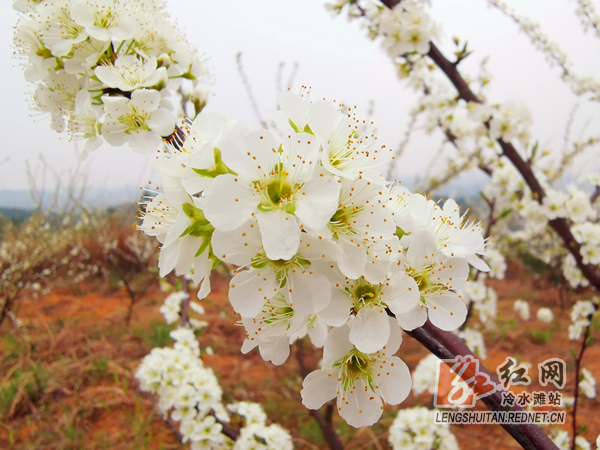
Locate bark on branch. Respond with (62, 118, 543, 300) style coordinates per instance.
(404, 321, 559, 450)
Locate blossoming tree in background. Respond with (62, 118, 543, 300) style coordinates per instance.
(10, 0, 600, 449)
(13, 0, 209, 158)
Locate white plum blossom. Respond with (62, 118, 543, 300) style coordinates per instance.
(204, 129, 341, 260)
(301, 321, 411, 428)
(388, 407, 460, 450)
(70, 0, 139, 41)
(102, 88, 175, 153)
(411, 353, 440, 396)
(580, 368, 597, 399)
(390, 230, 469, 332)
(458, 328, 487, 359)
(14, 0, 208, 156)
(95, 55, 168, 91)
(536, 307, 554, 323)
(514, 299, 530, 320)
(211, 220, 335, 317)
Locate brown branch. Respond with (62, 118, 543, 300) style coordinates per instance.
(295, 342, 344, 450)
(424, 37, 600, 291)
(403, 320, 559, 450)
(591, 185, 600, 204)
(570, 321, 594, 450)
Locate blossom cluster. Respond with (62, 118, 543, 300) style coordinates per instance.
(13, 0, 208, 158)
(569, 299, 596, 340)
(136, 322, 293, 449)
(488, 0, 600, 101)
(580, 367, 597, 399)
(332, 0, 600, 296)
(552, 429, 592, 450)
(136, 89, 490, 427)
(388, 406, 459, 450)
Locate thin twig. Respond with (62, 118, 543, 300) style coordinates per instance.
(235, 52, 268, 128)
(295, 342, 344, 450)
(570, 321, 593, 450)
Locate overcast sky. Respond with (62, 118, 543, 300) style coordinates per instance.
(1, 0, 599, 203)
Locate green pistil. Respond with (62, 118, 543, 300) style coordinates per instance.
(119, 107, 150, 133)
(94, 10, 116, 29)
(263, 304, 294, 325)
(350, 278, 383, 311)
(250, 253, 311, 287)
(334, 349, 374, 392)
(256, 163, 299, 214)
(412, 268, 448, 306)
(328, 205, 364, 239)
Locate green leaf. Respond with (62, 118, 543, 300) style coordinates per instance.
(530, 142, 539, 160)
(500, 208, 513, 219)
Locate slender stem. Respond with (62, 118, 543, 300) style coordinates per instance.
(179, 275, 191, 328)
(571, 322, 592, 450)
(591, 185, 600, 204)
(295, 342, 344, 450)
(402, 319, 559, 450)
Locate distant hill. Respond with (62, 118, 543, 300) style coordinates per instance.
(0, 187, 142, 209)
(0, 207, 33, 224)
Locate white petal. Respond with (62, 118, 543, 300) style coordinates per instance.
(384, 318, 404, 354)
(373, 356, 411, 405)
(349, 307, 389, 354)
(286, 271, 331, 314)
(317, 288, 352, 327)
(278, 90, 310, 130)
(204, 174, 256, 231)
(301, 369, 338, 410)
(406, 229, 440, 268)
(295, 175, 341, 231)
(148, 108, 176, 136)
(427, 293, 468, 331)
(385, 272, 420, 314)
(336, 241, 367, 279)
(395, 305, 428, 331)
(468, 254, 491, 272)
(307, 100, 341, 138)
(128, 130, 162, 154)
(211, 222, 262, 266)
(228, 269, 278, 317)
(256, 210, 300, 260)
(130, 88, 161, 111)
(322, 325, 354, 368)
(338, 379, 383, 428)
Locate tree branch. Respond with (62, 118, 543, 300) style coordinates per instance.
(570, 322, 593, 450)
(403, 320, 559, 450)
(410, 33, 600, 291)
(296, 342, 344, 450)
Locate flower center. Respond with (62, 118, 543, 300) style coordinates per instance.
(256, 163, 298, 214)
(119, 106, 150, 133)
(350, 278, 383, 311)
(250, 253, 311, 287)
(329, 205, 364, 239)
(94, 10, 117, 30)
(335, 349, 374, 392)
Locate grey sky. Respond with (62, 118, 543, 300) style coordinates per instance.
(1, 0, 599, 199)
